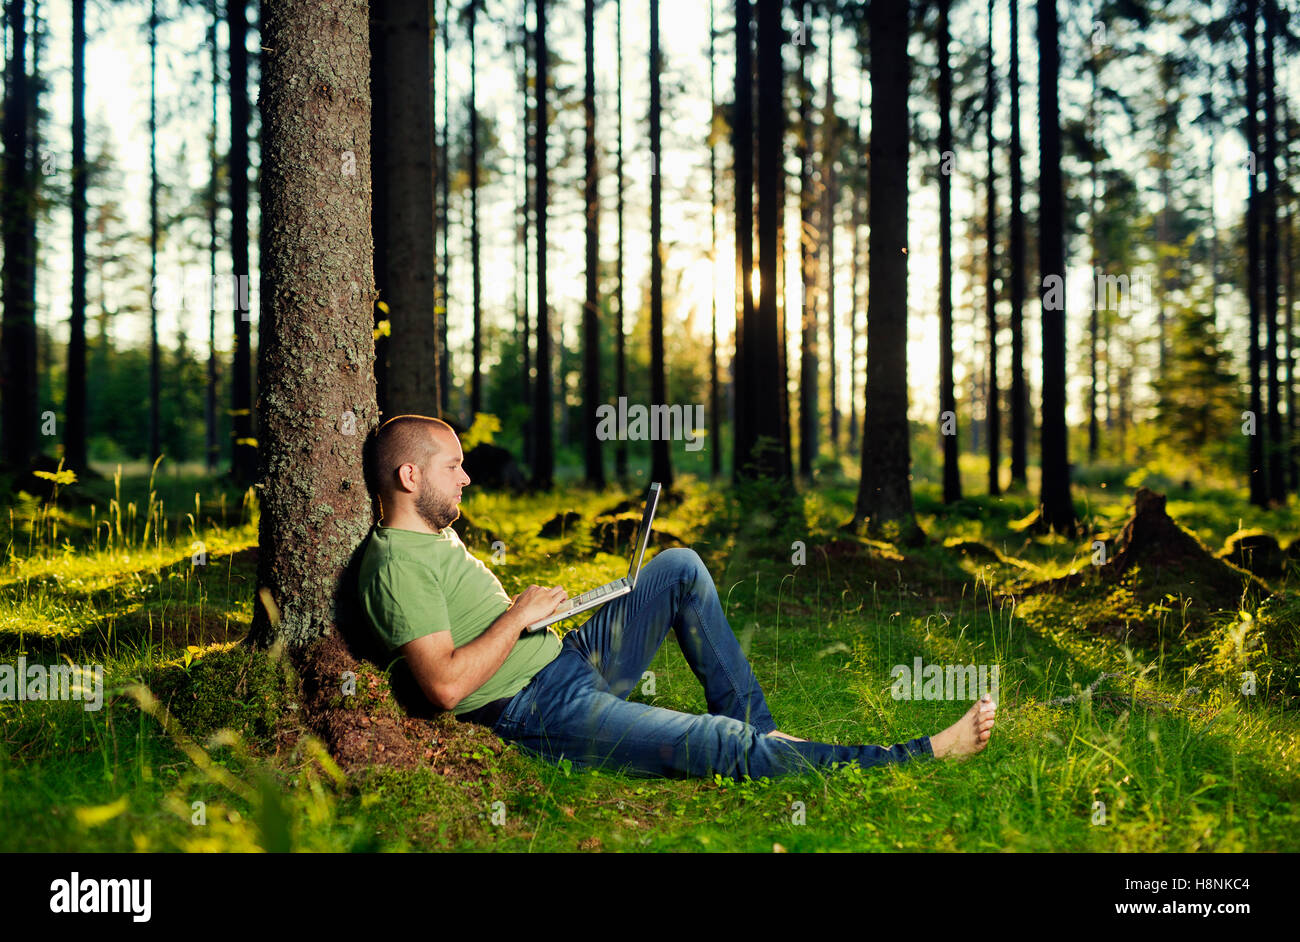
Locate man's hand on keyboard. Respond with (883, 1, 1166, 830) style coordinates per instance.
(508, 585, 569, 625)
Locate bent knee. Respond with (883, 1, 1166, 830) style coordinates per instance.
(656, 546, 708, 581)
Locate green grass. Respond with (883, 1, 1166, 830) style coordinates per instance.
(1, 463, 1298, 851)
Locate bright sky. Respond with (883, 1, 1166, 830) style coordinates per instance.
(21, 0, 1270, 436)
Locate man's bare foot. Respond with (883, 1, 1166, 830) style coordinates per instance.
(929, 694, 996, 758)
(767, 730, 807, 742)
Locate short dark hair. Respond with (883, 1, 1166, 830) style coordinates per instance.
(363, 414, 457, 501)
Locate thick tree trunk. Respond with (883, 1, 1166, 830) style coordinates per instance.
(372, 0, 439, 419)
(1036, 0, 1077, 534)
(747, 0, 787, 481)
(250, 0, 379, 648)
(1, 0, 37, 472)
(855, 0, 919, 541)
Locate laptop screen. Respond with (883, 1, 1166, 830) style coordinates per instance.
(627, 482, 662, 588)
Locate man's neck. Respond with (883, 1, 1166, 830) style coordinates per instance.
(378, 512, 441, 535)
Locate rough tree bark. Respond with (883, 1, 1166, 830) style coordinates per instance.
(249, 0, 380, 648)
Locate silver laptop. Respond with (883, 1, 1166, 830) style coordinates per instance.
(525, 482, 662, 633)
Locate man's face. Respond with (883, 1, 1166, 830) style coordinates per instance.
(413, 429, 471, 531)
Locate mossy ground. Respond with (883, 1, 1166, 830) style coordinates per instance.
(2, 459, 1298, 851)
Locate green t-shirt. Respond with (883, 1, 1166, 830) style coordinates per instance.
(357, 524, 561, 716)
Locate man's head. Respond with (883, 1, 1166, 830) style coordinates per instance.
(365, 415, 471, 532)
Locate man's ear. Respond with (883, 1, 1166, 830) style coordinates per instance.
(396, 461, 420, 493)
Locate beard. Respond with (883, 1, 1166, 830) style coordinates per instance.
(415, 482, 460, 532)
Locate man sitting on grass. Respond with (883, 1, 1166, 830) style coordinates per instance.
(357, 414, 997, 780)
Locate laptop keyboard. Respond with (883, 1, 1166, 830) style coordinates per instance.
(560, 580, 623, 612)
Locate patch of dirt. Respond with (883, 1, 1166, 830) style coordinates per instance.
(290, 632, 513, 782)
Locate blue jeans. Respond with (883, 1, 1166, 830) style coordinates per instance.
(488, 548, 933, 780)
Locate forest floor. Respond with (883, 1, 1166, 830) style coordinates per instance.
(2, 458, 1299, 852)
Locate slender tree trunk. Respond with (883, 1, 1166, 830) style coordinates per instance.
(1245, 0, 1266, 506)
(970, 183, 982, 456)
(1264, 0, 1284, 502)
(778, 160, 792, 477)
(250, 0, 379, 648)
(649, 0, 672, 487)
(1088, 25, 1099, 463)
(583, 0, 604, 486)
(27, 0, 42, 439)
(732, 0, 754, 483)
(206, 0, 220, 471)
(825, 13, 839, 457)
(230, 0, 257, 484)
(1285, 95, 1297, 491)
(149, 0, 161, 463)
(532, 0, 553, 487)
(515, 3, 527, 423)
(67, 0, 89, 472)
(519, 1, 532, 461)
(1036, 0, 1077, 533)
(938, 0, 961, 503)
(798, 0, 818, 481)
(855, 0, 919, 540)
(469, 2, 482, 418)
(1288, 185, 1297, 491)
(849, 71, 864, 456)
(439, 0, 452, 413)
(614, 0, 627, 480)
(1008, 0, 1027, 484)
(985, 0, 1000, 495)
(708, 0, 720, 479)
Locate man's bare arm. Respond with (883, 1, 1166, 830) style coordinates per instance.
(400, 585, 568, 711)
